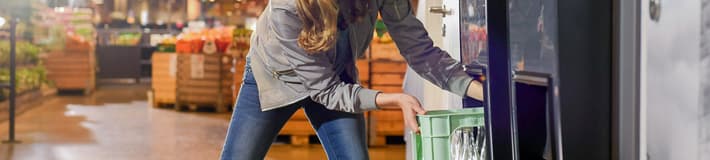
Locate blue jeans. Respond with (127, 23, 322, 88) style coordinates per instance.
(220, 62, 369, 160)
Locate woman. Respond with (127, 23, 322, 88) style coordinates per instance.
(220, 0, 484, 159)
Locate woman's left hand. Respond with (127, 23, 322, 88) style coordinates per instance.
(375, 93, 427, 133)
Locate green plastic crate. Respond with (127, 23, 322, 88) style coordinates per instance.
(412, 108, 486, 160)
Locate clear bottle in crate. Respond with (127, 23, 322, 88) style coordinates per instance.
(450, 126, 486, 160)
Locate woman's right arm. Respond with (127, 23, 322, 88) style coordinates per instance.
(270, 1, 427, 131)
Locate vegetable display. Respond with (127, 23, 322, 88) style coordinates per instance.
(0, 41, 42, 66)
(0, 66, 47, 101)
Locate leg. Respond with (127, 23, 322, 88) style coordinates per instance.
(302, 100, 369, 160)
(220, 68, 299, 160)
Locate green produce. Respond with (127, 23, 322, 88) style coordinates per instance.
(0, 66, 48, 98)
(233, 28, 253, 38)
(0, 41, 42, 66)
(114, 33, 141, 46)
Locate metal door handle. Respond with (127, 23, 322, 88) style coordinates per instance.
(429, 6, 452, 17)
(650, 0, 661, 22)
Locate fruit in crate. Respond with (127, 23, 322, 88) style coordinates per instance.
(378, 33, 393, 43)
(162, 37, 177, 44)
(176, 38, 192, 53)
(116, 33, 142, 45)
(225, 41, 238, 56)
(233, 28, 253, 38)
(157, 37, 177, 53)
(216, 37, 232, 53)
(65, 32, 91, 50)
(203, 39, 218, 54)
(157, 43, 176, 53)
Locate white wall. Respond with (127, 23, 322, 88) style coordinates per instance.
(641, 0, 707, 159)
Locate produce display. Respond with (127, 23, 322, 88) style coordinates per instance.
(228, 28, 253, 56)
(157, 36, 177, 52)
(65, 32, 93, 52)
(114, 32, 142, 46)
(169, 26, 255, 56)
(0, 41, 47, 101)
(66, 9, 96, 42)
(0, 66, 47, 102)
(0, 41, 42, 66)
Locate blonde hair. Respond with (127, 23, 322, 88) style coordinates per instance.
(296, 0, 339, 54)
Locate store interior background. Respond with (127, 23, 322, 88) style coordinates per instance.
(1, 0, 709, 160)
(0, 0, 406, 159)
(0, 0, 421, 159)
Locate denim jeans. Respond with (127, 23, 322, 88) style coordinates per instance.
(220, 61, 369, 160)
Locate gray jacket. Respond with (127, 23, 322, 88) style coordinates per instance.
(248, 0, 474, 112)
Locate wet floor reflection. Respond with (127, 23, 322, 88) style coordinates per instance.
(0, 85, 405, 160)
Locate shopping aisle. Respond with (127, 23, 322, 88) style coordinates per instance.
(0, 85, 404, 160)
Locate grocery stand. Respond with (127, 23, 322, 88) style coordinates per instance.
(175, 53, 233, 112)
(43, 8, 97, 94)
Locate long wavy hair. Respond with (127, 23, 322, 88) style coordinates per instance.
(296, 0, 370, 53)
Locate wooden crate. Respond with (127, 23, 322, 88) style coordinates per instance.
(281, 109, 372, 146)
(232, 57, 246, 104)
(370, 60, 406, 86)
(280, 109, 316, 146)
(371, 61, 407, 73)
(370, 42, 405, 61)
(176, 54, 233, 112)
(356, 59, 370, 84)
(371, 73, 405, 86)
(44, 51, 96, 94)
(371, 86, 403, 93)
(151, 53, 177, 107)
(369, 109, 405, 146)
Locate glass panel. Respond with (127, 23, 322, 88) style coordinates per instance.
(508, 0, 559, 159)
(509, 0, 557, 75)
(460, 0, 488, 66)
(460, 0, 487, 108)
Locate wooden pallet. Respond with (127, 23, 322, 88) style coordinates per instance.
(366, 41, 408, 146)
(369, 109, 405, 146)
(151, 53, 177, 107)
(176, 54, 233, 113)
(147, 90, 176, 109)
(174, 102, 233, 112)
(44, 50, 96, 94)
(280, 109, 316, 146)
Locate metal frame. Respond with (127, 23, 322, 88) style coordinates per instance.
(511, 71, 563, 160)
(556, 0, 614, 159)
(1, 17, 20, 144)
(485, 0, 517, 159)
(612, 0, 641, 159)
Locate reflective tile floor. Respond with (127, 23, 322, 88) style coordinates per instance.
(0, 85, 405, 160)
